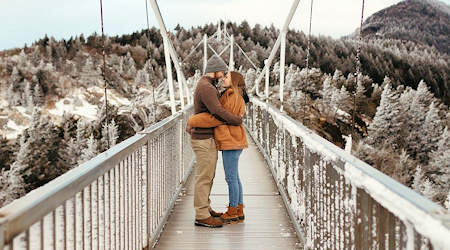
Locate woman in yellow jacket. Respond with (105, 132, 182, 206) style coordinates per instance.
(188, 71, 248, 224)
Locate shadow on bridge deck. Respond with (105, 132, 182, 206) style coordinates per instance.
(153, 136, 302, 249)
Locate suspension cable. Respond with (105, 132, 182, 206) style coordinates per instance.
(181, 39, 204, 63)
(99, 0, 110, 149)
(145, 0, 150, 36)
(352, 0, 365, 139)
(235, 42, 258, 70)
(304, 0, 314, 125)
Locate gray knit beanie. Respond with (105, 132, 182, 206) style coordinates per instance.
(205, 55, 228, 73)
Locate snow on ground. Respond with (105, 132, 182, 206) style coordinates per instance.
(48, 88, 98, 122)
(4, 119, 27, 140)
(87, 86, 131, 106)
(335, 108, 351, 119)
(0, 86, 145, 139)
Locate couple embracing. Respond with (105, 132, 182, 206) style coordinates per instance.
(186, 55, 249, 228)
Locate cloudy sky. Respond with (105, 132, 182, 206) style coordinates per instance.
(1, 0, 449, 50)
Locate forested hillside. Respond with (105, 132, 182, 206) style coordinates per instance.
(357, 0, 450, 54)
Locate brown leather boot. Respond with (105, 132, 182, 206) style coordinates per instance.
(220, 206, 239, 224)
(195, 216, 223, 228)
(237, 204, 245, 222)
(209, 208, 223, 218)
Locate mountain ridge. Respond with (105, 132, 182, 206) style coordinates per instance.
(355, 0, 450, 54)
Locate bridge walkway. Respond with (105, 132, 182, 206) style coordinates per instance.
(154, 136, 302, 249)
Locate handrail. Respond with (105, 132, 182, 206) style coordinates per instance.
(0, 106, 194, 249)
(246, 98, 450, 249)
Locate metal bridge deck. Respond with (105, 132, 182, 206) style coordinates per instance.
(153, 136, 302, 249)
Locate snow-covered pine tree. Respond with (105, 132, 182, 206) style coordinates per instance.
(404, 84, 431, 161)
(1, 135, 28, 205)
(422, 178, 437, 201)
(338, 86, 352, 113)
(10, 66, 21, 84)
(416, 80, 434, 108)
(7, 81, 19, 106)
(320, 76, 335, 104)
(76, 119, 88, 149)
(367, 83, 404, 149)
(420, 102, 443, 163)
(24, 80, 33, 112)
(332, 69, 346, 89)
(101, 119, 118, 151)
(430, 127, 450, 189)
(33, 83, 44, 105)
(78, 134, 98, 164)
(412, 165, 425, 192)
(355, 74, 366, 100)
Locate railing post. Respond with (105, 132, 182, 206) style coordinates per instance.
(203, 34, 208, 74)
(179, 118, 183, 184)
(229, 34, 235, 71)
(279, 31, 286, 111)
(163, 37, 177, 115)
(175, 67, 185, 109)
(264, 59, 269, 99)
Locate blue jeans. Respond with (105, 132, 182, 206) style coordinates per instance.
(222, 150, 243, 207)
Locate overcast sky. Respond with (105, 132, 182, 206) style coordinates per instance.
(1, 0, 449, 50)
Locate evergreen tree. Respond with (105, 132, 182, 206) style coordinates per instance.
(415, 80, 434, 108)
(355, 75, 366, 99)
(430, 127, 450, 189)
(367, 84, 403, 149)
(3, 134, 29, 203)
(101, 119, 118, 151)
(332, 69, 346, 88)
(412, 165, 425, 192)
(7, 81, 19, 106)
(78, 134, 98, 164)
(421, 178, 437, 201)
(338, 86, 352, 113)
(24, 80, 33, 112)
(320, 76, 335, 104)
(33, 83, 44, 105)
(404, 85, 429, 161)
(420, 102, 443, 163)
(76, 119, 88, 147)
(10, 66, 21, 84)
(66, 138, 80, 168)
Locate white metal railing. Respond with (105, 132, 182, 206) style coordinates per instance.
(0, 106, 194, 250)
(245, 98, 450, 250)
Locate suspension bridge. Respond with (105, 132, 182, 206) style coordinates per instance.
(1, 0, 450, 249)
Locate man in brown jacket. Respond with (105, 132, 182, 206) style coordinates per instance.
(188, 55, 243, 228)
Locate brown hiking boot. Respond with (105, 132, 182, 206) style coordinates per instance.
(220, 206, 239, 224)
(209, 208, 223, 218)
(237, 204, 245, 222)
(195, 216, 223, 228)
